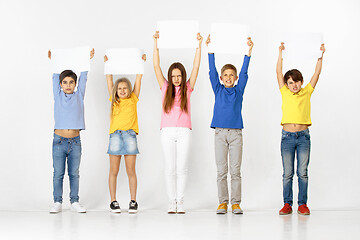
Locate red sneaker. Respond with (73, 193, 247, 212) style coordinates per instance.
(297, 204, 310, 215)
(279, 203, 292, 215)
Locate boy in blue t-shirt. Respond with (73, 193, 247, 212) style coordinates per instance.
(48, 49, 94, 213)
(206, 35, 253, 214)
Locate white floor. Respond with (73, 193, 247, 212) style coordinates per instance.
(0, 209, 359, 240)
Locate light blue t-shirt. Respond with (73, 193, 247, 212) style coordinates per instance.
(208, 54, 250, 129)
(53, 72, 87, 130)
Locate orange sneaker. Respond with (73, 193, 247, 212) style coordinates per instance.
(279, 203, 292, 215)
(297, 204, 310, 215)
(216, 203, 228, 214)
(231, 204, 243, 214)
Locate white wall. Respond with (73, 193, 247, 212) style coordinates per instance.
(0, 0, 359, 211)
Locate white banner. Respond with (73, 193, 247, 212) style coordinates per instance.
(156, 20, 199, 49)
(104, 48, 144, 75)
(281, 32, 324, 60)
(50, 46, 91, 73)
(209, 23, 250, 55)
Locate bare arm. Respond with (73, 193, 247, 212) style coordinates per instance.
(188, 33, 203, 90)
(133, 54, 147, 98)
(153, 31, 166, 89)
(276, 42, 285, 89)
(310, 44, 325, 88)
(104, 55, 114, 97)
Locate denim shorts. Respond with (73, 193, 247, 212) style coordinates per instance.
(107, 129, 139, 155)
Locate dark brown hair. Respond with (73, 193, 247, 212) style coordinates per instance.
(59, 70, 77, 84)
(284, 69, 303, 84)
(221, 64, 237, 75)
(163, 62, 188, 113)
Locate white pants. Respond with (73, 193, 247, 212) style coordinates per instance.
(160, 127, 191, 203)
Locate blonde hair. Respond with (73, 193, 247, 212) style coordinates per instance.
(111, 78, 132, 116)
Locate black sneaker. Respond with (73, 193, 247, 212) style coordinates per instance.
(110, 201, 121, 213)
(129, 200, 138, 214)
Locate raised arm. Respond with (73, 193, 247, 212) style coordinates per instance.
(133, 54, 146, 98)
(310, 44, 325, 88)
(276, 42, 285, 89)
(48, 50, 61, 98)
(188, 33, 203, 90)
(104, 55, 114, 97)
(77, 48, 94, 98)
(237, 37, 253, 92)
(206, 34, 220, 93)
(153, 31, 166, 89)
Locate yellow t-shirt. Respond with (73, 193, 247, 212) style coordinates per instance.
(280, 83, 314, 126)
(109, 92, 139, 134)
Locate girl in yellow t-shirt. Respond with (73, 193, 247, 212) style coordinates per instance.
(104, 54, 146, 214)
(276, 42, 325, 216)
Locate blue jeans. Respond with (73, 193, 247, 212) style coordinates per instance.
(281, 129, 311, 206)
(52, 133, 81, 203)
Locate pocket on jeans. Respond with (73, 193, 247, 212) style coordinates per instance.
(74, 139, 81, 146)
(128, 129, 137, 137)
(53, 139, 62, 145)
(304, 134, 311, 140)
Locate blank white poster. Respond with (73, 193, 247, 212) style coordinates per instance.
(104, 48, 144, 75)
(209, 23, 250, 55)
(281, 32, 324, 60)
(50, 46, 91, 73)
(156, 20, 199, 49)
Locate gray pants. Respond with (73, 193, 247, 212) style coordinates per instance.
(215, 128, 243, 205)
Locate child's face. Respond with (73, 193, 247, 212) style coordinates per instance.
(171, 68, 182, 86)
(220, 69, 238, 88)
(60, 77, 76, 94)
(286, 77, 303, 93)
(117, 82, 130, 99)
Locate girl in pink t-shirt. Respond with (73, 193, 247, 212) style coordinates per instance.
(153, 31, 202, 214)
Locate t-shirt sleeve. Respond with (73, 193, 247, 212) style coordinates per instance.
(77, 71, 88, 99)
(237, 55, 250, 93)
(161, 80, 168, 92)
(52, 73, 61, 100)
(186, 81, 193, 92)
(208, 53, 220, 94)
(305, 83, 315, 94)
(131, 92, 139, 102)
(280, 84, 287, 93)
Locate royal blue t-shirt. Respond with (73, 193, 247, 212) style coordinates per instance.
(208, 54, 250, 129)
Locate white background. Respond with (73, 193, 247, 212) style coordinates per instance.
(0, 0, 359, 211)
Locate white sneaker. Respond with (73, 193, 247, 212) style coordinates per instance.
(177, 201, 185, 214)
(50, 202, 62, 213)
(168, 201, 176, 214)
(71, 202, 86, 213)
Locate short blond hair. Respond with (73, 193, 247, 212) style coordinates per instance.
(221, 64, 237, 75)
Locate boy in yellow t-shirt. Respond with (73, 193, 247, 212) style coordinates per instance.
(276, 42, 325, 215)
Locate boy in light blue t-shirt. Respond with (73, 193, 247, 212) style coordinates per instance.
(48, 49, 94, 214)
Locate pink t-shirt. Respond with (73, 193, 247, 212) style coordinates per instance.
(160, 80, 193, 129)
